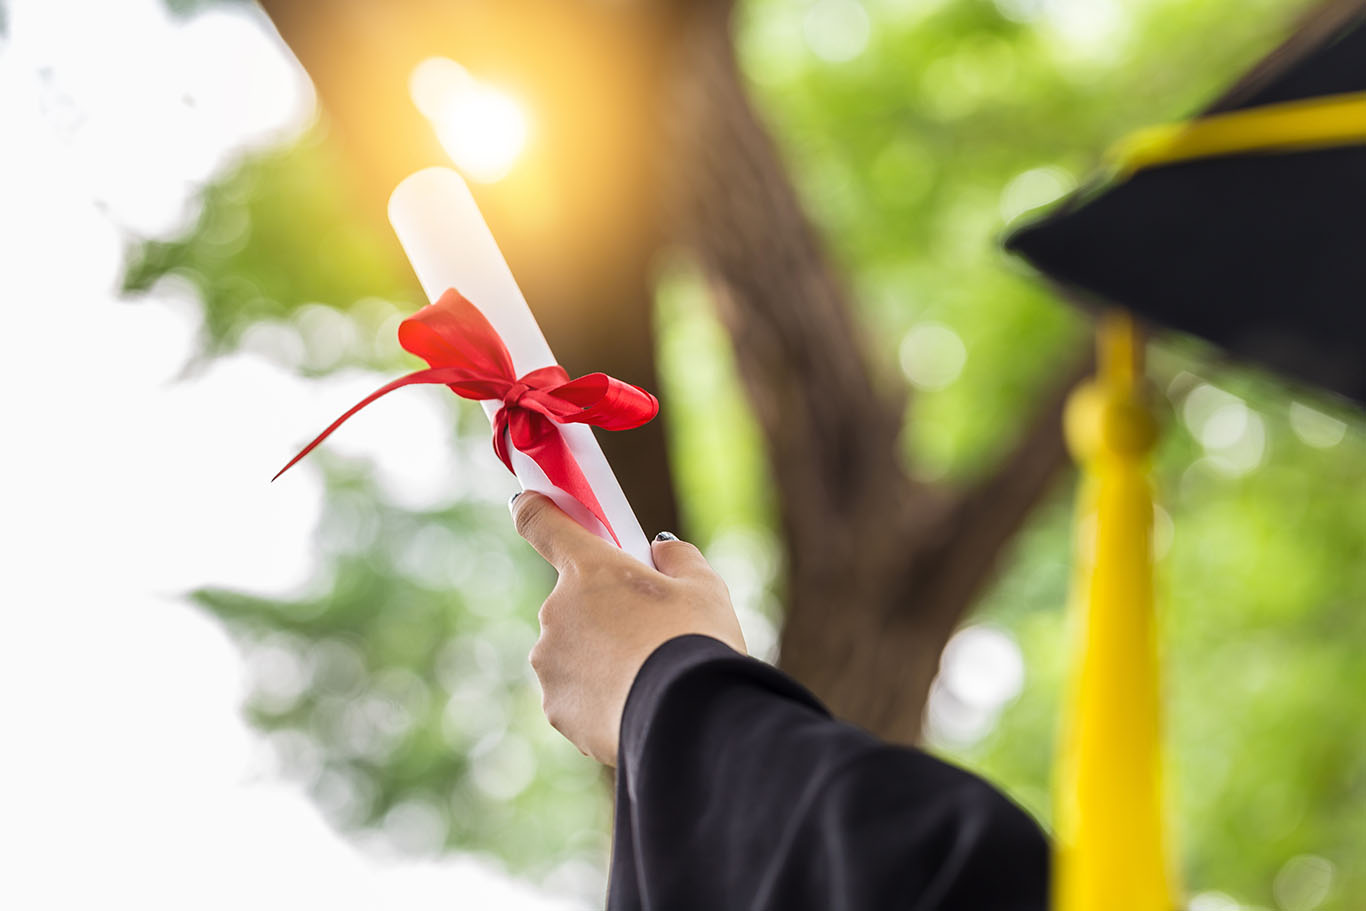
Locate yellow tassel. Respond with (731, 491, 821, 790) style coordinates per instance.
(1054, 312, 1174, 911)
(1107, 90, 1366, 178)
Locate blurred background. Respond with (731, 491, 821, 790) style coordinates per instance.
(1, 0, 1362, 908)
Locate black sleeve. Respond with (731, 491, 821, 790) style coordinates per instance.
(607, 635, 1049, 911)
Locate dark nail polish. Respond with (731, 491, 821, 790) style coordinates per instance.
(653, 531, 679, 542)
(508, 491, 523, 510)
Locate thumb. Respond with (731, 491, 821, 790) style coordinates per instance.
(511, 491, 614, 573)
(649, 532, 715, 581)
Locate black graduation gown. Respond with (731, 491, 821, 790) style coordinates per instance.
(607, 635, 1050, 911)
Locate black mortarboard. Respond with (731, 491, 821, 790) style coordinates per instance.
(1005, 0, 1366, 407)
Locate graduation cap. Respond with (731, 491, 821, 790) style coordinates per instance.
(999, 4, 1366, 908)
(1007, 0, 1366, 408)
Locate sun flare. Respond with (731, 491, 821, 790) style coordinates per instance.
(410, 57, 530, 184)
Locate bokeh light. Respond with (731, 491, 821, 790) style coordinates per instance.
(1274, 855, 1336, 911)
(899, 322, 968, 390)
(1000, 166, 1077, 224)
(1288, 401, 1347, 449)
(803, 0, 871, 63)
(926, 625, 1025, 747)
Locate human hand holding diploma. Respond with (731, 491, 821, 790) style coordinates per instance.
(276, 167, 747, 764)
(511, 492, 746, 765)
(276, 167, 657, 564)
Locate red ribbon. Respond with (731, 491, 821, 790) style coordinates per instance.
(274, 288, 659, 545)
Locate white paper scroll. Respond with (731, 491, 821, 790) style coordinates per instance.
(388, 167, 654, 566)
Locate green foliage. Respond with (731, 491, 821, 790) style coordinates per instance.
(137, 0, 1365, 904)
(736, 0, 1366, 906)
(962, 363, 1366, 907)
(736, 0, 1302, 485)
(654, 254, 775, 542)
(127, 120, 613, 877)
(194, 459, 610, 872)
(122, 128, 415, 369)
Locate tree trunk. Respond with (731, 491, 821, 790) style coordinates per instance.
(658, 1, 1086, 742)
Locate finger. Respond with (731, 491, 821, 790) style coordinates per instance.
(511, 491, 615, 573)
(649, 532, 715, 581)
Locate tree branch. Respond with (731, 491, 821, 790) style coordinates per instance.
(660, 2, 1086, 741)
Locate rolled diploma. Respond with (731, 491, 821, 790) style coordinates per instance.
(389, 167, 654, 566)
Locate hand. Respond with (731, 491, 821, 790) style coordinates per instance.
(510, 492, 746, 766)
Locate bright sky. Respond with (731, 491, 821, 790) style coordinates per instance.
(0, 1, 582, 907)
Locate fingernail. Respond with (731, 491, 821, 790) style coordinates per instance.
(653, 531, 678, 542)
(508, 491, 523, 512)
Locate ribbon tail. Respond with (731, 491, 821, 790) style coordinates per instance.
(491, 407, 515, 473)
(273, 366, 498, 481)
(509, 411, 621, 547)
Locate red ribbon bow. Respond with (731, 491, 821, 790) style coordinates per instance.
(275, 288, 659, 545)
